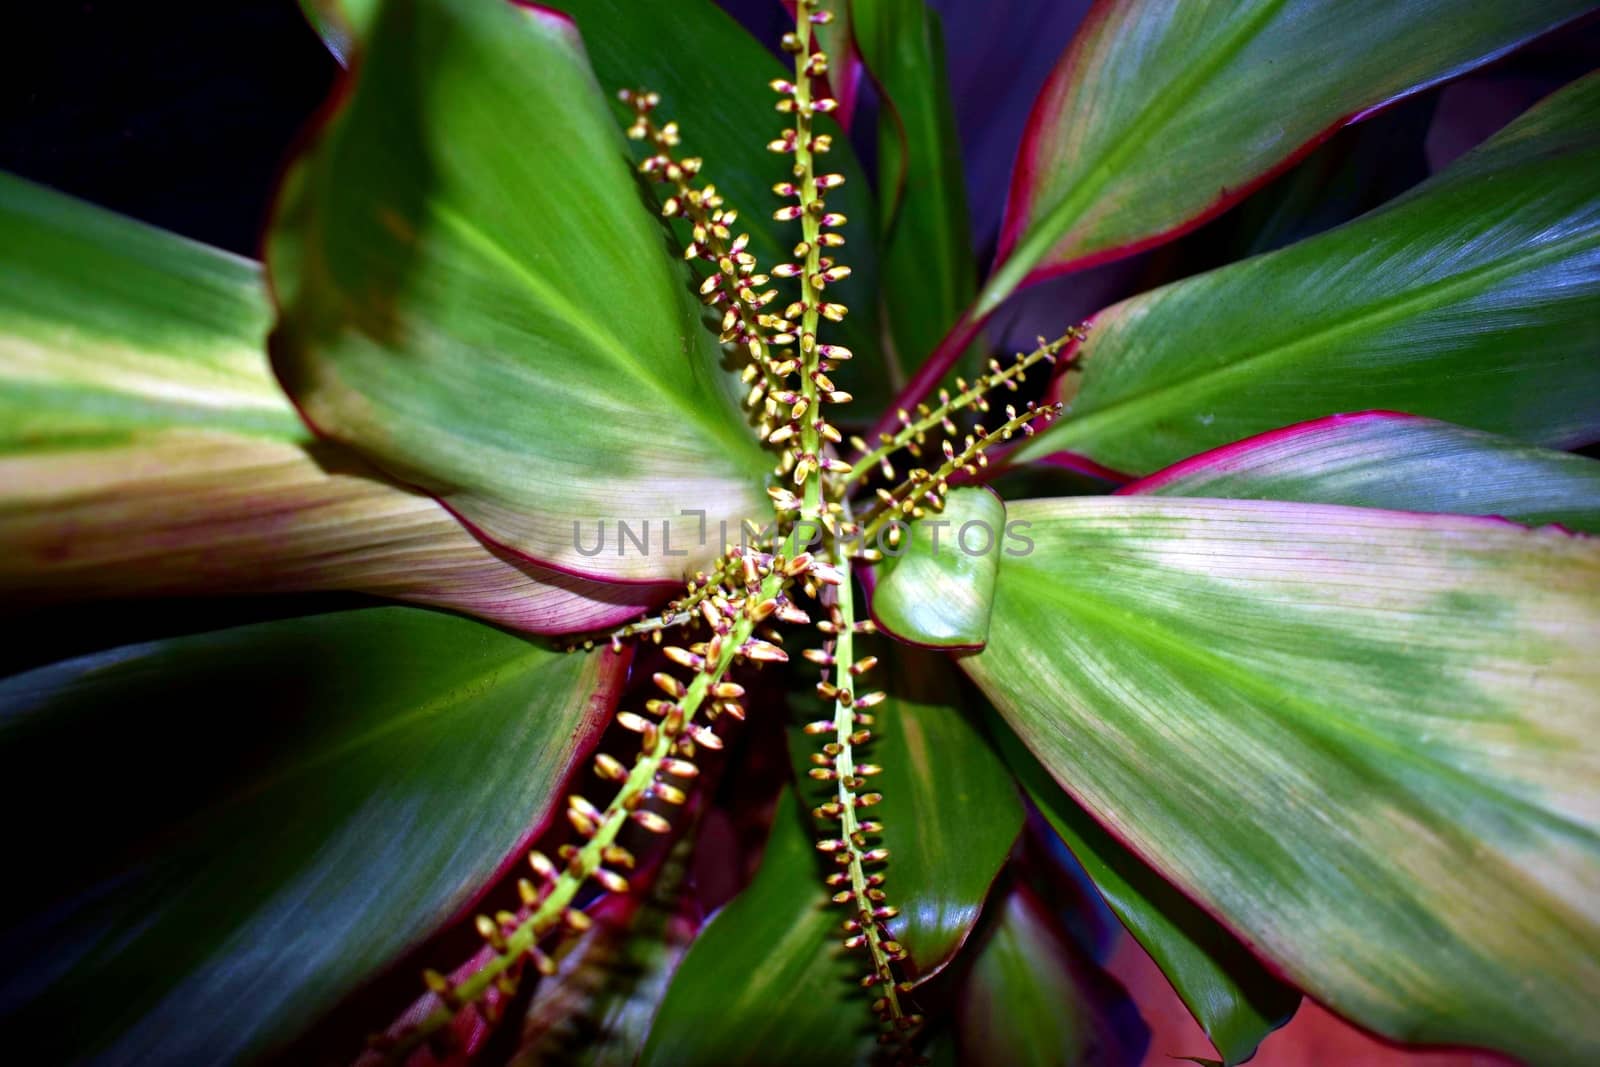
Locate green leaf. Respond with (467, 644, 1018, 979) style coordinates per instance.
(956, 883, 1148, 1067)
(0, 174, 654, 632)
(1124, 412, 1600, 534)
(872, 648, 1023, 979)
(851, 0, 977, 370)
(269, 0, 772, 582)
(872, 486, 1005, 650)
(0, 606, 627, 1064)
(992, 717, 1297, 1066)
(641, 788, 877, 1067)
(303, 0, 893, 408)
(980, 0, 1594, 315)
(0, 173, 291, 444)
(963, 496, 1600, 1061)
(1017, 71, 1600, 473)
(792, 645, 1024, 981)
(1207, 104, 1436, 261)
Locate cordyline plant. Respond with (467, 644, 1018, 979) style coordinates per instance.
(2, 0, 1599, 1064)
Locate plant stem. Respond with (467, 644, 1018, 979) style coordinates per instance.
(846, 330, 1081, 485)
(791, 3, 826, 520)
(395, 568, 789, 1055)
(862, 309, 987, 450)
(826, 557, 905, 1021)
(856, 403, 1061, 545)
(607, 550, 744, 646)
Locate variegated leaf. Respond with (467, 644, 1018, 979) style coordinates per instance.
(270, 0, 772, 581)
(301, 0, 894, 406)
(994, 717, 1298, 1065)
(964, 496, 1600, 1062)
(1122, 412, 1600, 533)
(1018, 72, 1600, 472)
(982, 0, 1594, 313)
(0, 173, 659, 633)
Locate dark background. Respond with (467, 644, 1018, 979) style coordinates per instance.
(2, 2, 339, 258)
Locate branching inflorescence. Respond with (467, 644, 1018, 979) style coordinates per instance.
(384, 1, 1085, 1059)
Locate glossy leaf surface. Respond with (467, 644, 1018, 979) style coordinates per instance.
(957, 883, 1147, 1067)
(872, 487, 1005, 649)
(852, 0, 977, 370)
(0, 173, 292, 442)
(794, 645, 1023, 982)
(964, 497, 1600, 1061)
(545, 0, 889, 403)
(0, 607, 626, 1064)
(303, 0, 892, 406)
(1124, 412, 1600, 533)
(0, 175, 654, 632)
(641, 789, 876, 1067)
(1018, 72, 1600, 473)
(982, 0, 1594, 313)
(270, 0, 771, 581)
(994, 718, 1297, 1066)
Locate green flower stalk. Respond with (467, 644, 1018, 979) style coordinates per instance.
(389, 559, 794, 1057)
(379, 4, 1097, 1055)
(848, 330, 1084, 485)
(6, 0, 1600, 1064)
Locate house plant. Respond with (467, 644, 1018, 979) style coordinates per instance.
(1, 0, 1597, 1063)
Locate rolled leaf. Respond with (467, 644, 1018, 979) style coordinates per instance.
(994, 717, 1297, 1066)
(1017, 71, 1600, 472)
(963, 496, 1600, 1061)
(641, 788, 877, 1067)
(1123, 411, 1600, 533)
(981, 0, 1594, 314)
(956, 883, 1148, 1067)
(0, 606, 628, 1064)
(0, 174, 656, 632)
(872, 486, 1005, 650)
(791, 645, 1024, 982)
(851, 0, 978, 370)
(270, 0, 772, 581)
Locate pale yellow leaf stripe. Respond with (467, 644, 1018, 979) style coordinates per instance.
(964, 497, 1600, 1062)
